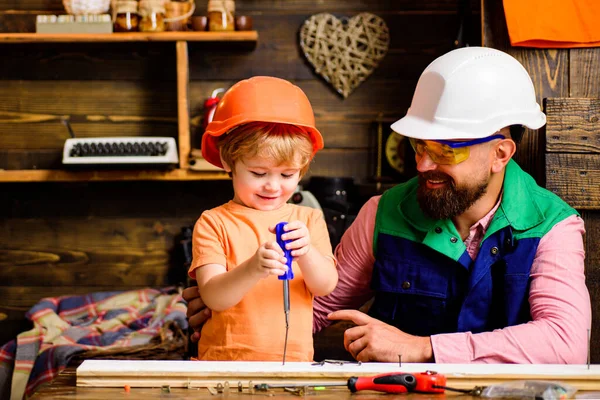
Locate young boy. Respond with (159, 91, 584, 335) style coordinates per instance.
(188, 76, 338, 361)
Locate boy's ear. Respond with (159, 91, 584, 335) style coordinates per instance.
(220, 153, 232, 173)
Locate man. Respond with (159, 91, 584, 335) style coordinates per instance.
(184, 46, 591, 364)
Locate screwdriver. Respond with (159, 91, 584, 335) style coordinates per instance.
(255, 371, 447, 394)
(275, 222, 294, 365)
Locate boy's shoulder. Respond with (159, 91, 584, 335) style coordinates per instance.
(195, 203, 230, 226)
(287, 204, 325, 224)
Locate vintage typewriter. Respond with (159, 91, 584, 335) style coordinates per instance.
(62, 137, 179, 167)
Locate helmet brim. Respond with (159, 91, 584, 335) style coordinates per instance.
(202, 121, 324, 169)
(391, 112, 546, 141)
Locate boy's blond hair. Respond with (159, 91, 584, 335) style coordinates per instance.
(217, 122, 314, 177)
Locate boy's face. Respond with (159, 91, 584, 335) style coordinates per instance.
(223, 153, 303, 211)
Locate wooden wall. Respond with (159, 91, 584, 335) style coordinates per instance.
(0, 1, 479, 346)
(483, 0, 600, 363)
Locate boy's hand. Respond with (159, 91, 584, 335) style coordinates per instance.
(252, 241, 288, 278)
(270, 221, 311, 258)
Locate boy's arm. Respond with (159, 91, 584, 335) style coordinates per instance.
(296, 247, 338, 296)
(294, 209, 338, 297)
(195, 260, 263, 312)
(191, 212, 285, 312)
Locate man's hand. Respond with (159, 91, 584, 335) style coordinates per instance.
(182, 286, 211, 343)
(328, 309, 434, 363)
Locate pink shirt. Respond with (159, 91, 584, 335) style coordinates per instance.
(314, 196, 591, 364)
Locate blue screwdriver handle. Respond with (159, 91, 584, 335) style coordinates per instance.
(275, 222, 294, 280)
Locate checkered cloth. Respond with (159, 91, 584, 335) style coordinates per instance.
(0, 287, 188, 400)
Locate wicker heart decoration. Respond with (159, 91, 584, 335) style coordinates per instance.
(300, 13, 390, 98)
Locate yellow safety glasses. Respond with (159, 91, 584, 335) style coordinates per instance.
(409, 134, 505, 165)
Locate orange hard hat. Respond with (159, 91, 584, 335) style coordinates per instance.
(201, 76, 324, 169)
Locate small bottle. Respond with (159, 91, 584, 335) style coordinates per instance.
(113, 0, 139, 32)
(138, 0, 166, 32)
(207, 0, 235, 32)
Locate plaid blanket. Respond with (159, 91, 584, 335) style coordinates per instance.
(0, 287, 188, 400)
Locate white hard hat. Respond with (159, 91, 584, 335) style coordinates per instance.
(391, 47, 546, 140)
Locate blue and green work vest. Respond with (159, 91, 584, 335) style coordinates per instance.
(370, 160, 578, 336)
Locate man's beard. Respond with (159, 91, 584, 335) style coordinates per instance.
(417, 171, 489, 220)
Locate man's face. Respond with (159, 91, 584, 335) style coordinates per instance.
(415, 142, 492, 220)
(417, 168, 489, 220)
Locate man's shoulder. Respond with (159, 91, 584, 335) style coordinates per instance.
(509, 162, 576, 213)
(504, 162, 578, 233)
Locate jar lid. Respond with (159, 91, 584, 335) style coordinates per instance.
(207, 0, 235, 13)
(114, 0, 138, 13)
(139, 0, 166, 15)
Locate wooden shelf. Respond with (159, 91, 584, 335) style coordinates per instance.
(0, 168, 229, 182)
(0, 31, 258, 43)
(0, 31, 257, 182)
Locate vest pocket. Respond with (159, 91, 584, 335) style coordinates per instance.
(370, 255, 450, 336)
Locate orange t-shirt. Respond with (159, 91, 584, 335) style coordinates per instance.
(503, 0, 600, 48)
(188, 201, 336, 361)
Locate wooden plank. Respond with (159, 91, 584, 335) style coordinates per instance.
(545, 154, 600, 209)
(0, 179, 233, 218)
(26, 366, 485, 400)
(187, 12, 477, 81)
(0, 31, 258, 43)
(0, 168, 228, 182)
(0, 80, 179, 169)
(0, 122, 179, 149)
(0, 148, 370, 180)
(76, 360, 600, 390)
(569, 49, 600, 98)
(0, 41, 177, 81)
(482, 0, 569, 185)
(0, 248, 170, 287)
(0, 13, 476, 81)
(545, 98, 600, 153)
(0, 80, 177, 117)
(307, 149, 372, 180)
(176, 41, 190, 169)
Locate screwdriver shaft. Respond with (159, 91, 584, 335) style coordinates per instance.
(282, 279, 290, 365)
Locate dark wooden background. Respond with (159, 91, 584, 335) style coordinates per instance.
(0, 0, 480, 347)
(6, 0, 596, 365)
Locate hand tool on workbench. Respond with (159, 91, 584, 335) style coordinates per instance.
(255, 370, 447, 394)
(255, 372, 575, 400)
(275, 222, 293, 365)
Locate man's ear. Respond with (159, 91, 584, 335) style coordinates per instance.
(491, 138, 516, 174)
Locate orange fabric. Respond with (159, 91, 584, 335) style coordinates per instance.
(188, 201, 336, 361)
(503, 0, 600, 48)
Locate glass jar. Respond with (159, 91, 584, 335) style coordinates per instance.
(138, 0, 166, 32)
(113, 1, 139, 32)
(207, 0, 235, 31)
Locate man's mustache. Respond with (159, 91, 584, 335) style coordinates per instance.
(419, 171, 452, 182)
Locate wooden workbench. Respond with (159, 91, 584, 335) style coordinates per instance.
(30, 366, 481, 399)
